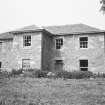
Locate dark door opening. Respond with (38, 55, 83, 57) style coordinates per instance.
(80, 60, 88, 71)
(55, 60, 63, 71)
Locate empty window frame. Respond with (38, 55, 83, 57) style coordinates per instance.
(80, 37, 88, 48)
(23, 35, 31, 47)
(56, 38, 63, 49)
(80, 60, 88, 71)
(22, 59, 30, 70)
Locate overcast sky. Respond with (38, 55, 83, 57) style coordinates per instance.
(0, 0, 105, 33)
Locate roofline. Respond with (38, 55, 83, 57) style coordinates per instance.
(0, 38, 13, 40)
(10, 28, 54, 36)
(0, 29, 104, 40)
(10, 28, 44, 34)
(52, 31, 105, 36)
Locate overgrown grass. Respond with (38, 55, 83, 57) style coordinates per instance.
(1, 69, 105, 79)
(0, 77, 105, 105)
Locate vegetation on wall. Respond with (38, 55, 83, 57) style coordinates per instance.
(100, 0, 105, 13)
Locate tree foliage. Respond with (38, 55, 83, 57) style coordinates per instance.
(100, 0, 105, 13)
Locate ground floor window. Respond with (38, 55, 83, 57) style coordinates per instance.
(80, 60, 88, 71)
(22, 59, 30, 70)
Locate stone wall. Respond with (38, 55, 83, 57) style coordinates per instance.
(12, 32, 42, 70)
(0, 31, 105, 73)
(50, 33, 105, 73)
(0, 39, 13, 72)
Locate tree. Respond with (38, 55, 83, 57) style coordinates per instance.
(100, 0, 105, 13)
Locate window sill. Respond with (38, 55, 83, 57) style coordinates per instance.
(80, 48, 88, 50)
(23, 46, 32, 49)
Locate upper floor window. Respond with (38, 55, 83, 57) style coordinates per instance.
(80, 37, 88, 48)
(56, 38, 63, 49)
(23, 35, 31, 47)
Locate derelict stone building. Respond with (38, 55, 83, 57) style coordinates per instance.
(0, 24, 105, 73)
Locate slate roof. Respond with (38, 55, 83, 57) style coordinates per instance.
(0, 32, 13, 39)
(0, 25, 43, 39)
(12, 25, 43, 33)
(44, 24, 103, 35)
(0, 23, 104, 39)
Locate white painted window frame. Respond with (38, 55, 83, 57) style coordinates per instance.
(55, 36, 64, 50)
(79, 35, 88, 49)
(23, 35, 32, 48)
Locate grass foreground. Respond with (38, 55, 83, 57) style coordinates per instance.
(0, 77, 105, 105)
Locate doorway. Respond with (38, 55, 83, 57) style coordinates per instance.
(55, 60, 63, 71)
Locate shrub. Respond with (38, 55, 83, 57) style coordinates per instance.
(33, 70, 48, 78)
(71, 71, 93, 79)
(55, 71, 93, 79)
(55, 71, 72, 79)
(27, 68, 35, 72)
(11, 69, 23, 76)
(0, 71, 9, 79)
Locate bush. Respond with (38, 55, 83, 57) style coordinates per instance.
(70, 71, 93, 79)
(11, 69, 23, 76)
(33, 70, 48, 78)
(55, 71, 93, 79)
(0, 71, 10, 79)
(55, 71, 72, 79)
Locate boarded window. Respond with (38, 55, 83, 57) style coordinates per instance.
(80, 37, 88, 48)
(22, 59, 30, 70)
(56, 38, 63, 49)
(23, 35, 31, 47)
(80, 60, 88, 71)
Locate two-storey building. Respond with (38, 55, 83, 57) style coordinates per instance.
(0, 24, 105, 73)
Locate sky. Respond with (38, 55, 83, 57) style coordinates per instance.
(0, 0, 105, 33)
